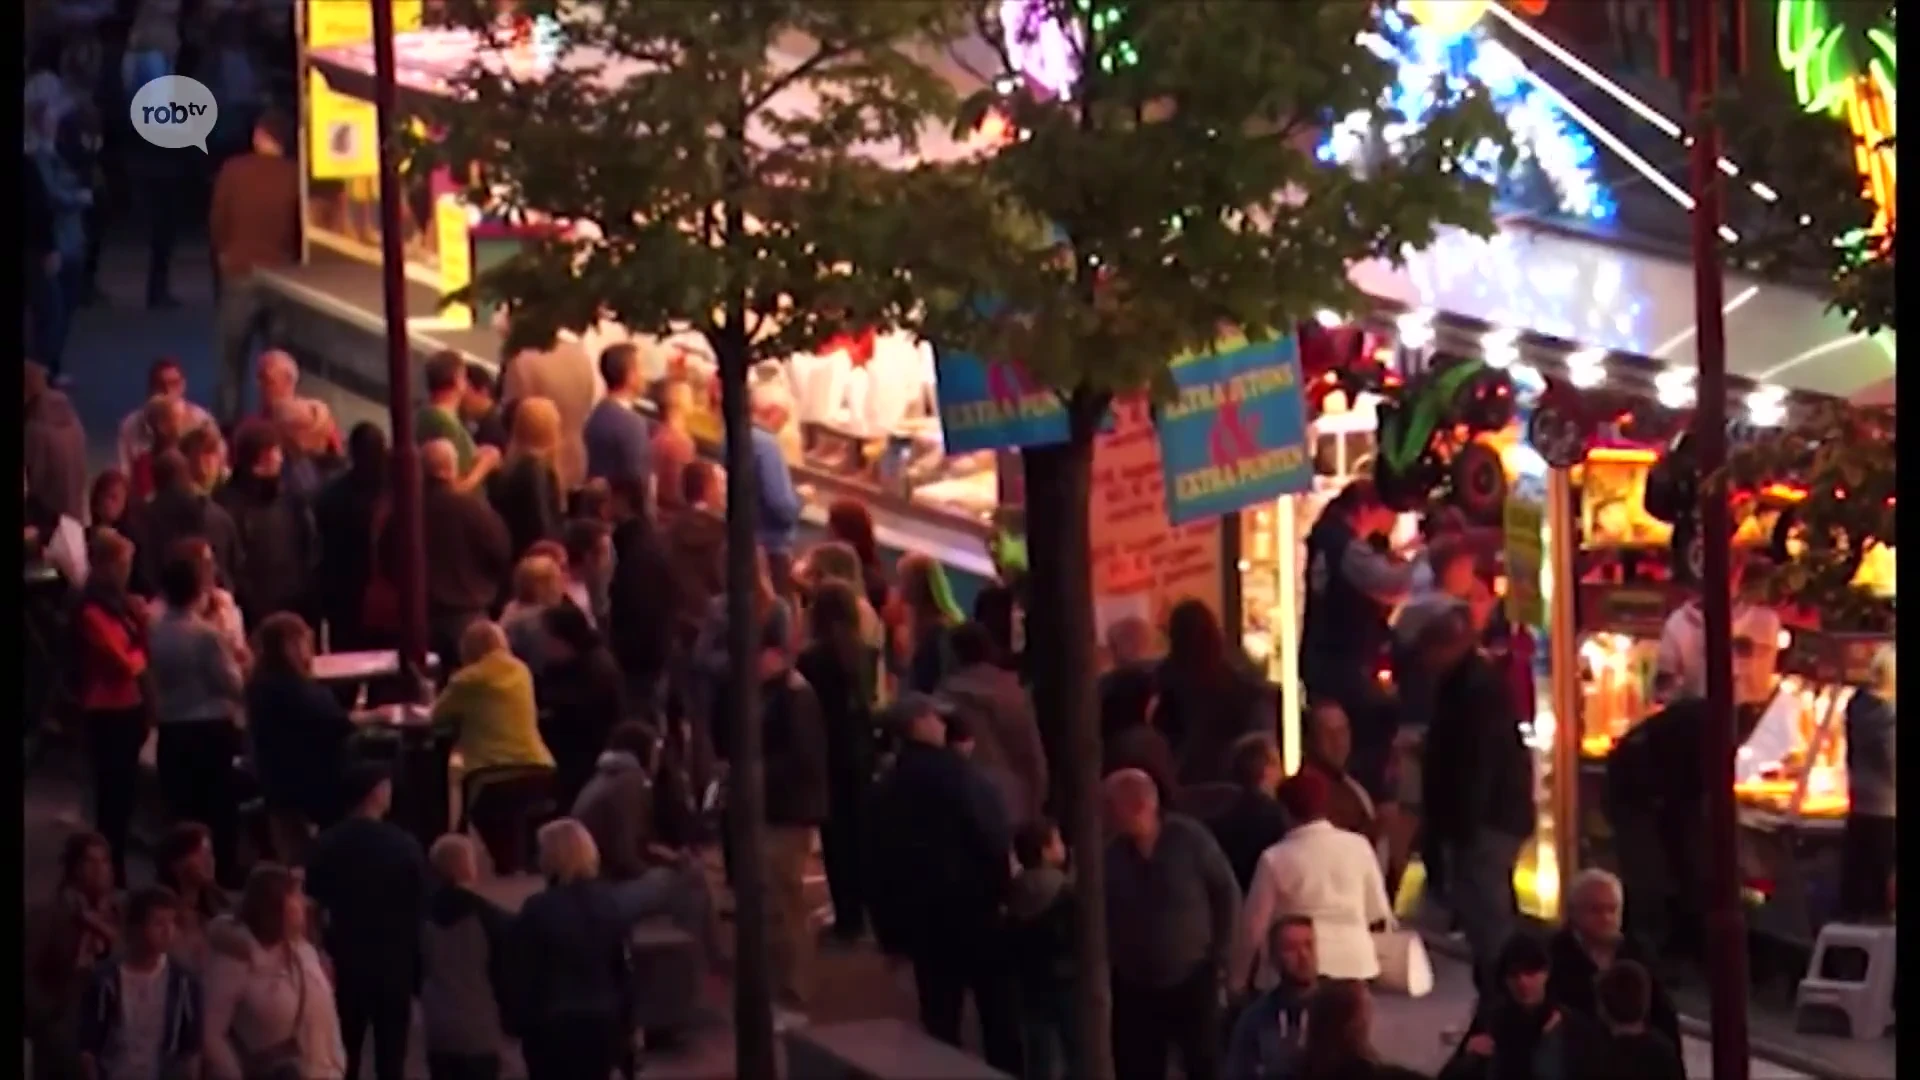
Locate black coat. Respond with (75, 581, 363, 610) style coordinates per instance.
(795, 643, 878, 795)
(487, 454, 564, 561)
(1544, 929, 1682, 1050)
(762, 671, 830, 828)
(246, 668, 356, 826)
(126, 487, 243, 599)
(1208, 788, 1292, 892)
(216, 476, 317, 624)
(866, 741, 1012, 958)
(310, 470, 385, 638)
(1423, 649, 1534, 845)
(504, 881, 632, 1031)
(392, 479, 512, 619)
(1153, 663, 1274, 786)
(606, 516, 677, 684)
(537, 646, 628, 809)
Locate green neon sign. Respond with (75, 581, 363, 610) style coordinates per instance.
(1777, 0, 1897, 114)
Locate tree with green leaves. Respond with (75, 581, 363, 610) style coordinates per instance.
(890, 2, 1507, 1072)
(415, 2, 973, 1075)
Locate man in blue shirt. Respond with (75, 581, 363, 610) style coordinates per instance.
(584, 343, 655, 509)
(740, 380, 802, 592)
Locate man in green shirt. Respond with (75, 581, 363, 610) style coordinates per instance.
(417, 350, 499, 493)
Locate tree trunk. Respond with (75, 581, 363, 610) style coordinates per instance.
(717, 319, 777, 1078)
(1023, 425, 1112, 1079)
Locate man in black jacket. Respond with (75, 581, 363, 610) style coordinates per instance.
(1207, 732, 1291, 891)
(126, 449, 243, 597)
(868, 693, 1023, 1074)
(396, 439, 513, 669)
(1420, 609, 1534, 996)
(306, 764, 431, 1080)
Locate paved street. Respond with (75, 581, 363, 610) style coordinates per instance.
(32, 237, 1892, 1078)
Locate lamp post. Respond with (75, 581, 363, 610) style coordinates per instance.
(370, 0, 429, 675)
(1686, 0, 1751, 1076)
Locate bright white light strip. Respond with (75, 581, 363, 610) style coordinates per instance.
(1481, 326, 1520, 368)
(1647, 284, 1761, 359)
(1751, 332, 1872, 381)
(1501, 59, 1698, 212)
(1654, 366, 1697, 408)
(1484, 2, 1779, 205)
(1564, 345, 1608, 388)
(1397, 309, 1436, 350)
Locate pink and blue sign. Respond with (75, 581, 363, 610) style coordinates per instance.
(1155, 337, 1315, 525)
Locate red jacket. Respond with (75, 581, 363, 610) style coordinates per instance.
(75, 601, 148, 711)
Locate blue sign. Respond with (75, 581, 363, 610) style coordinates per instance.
(933, 349, 1072, 455)
(1156, 337, 1314, 525)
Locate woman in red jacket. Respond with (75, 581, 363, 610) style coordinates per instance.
(72, 528, 150, 885)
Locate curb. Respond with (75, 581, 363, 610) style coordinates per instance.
(1413, 929, 1863, 1080)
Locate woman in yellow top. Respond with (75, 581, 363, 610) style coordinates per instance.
(431, 620, 555, 772)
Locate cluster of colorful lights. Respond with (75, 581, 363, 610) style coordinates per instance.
(1776, 0, 1896, 235)
(1318, 6, 1616, 223)
(997, 0, 1137, 102)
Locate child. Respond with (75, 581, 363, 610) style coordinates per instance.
(78, 887, 203, 1080)
(1006, 818, 1076, 1080)
(1590, 960, 1685, 1080)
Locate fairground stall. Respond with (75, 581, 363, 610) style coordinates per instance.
(273, 2, 1024, 600)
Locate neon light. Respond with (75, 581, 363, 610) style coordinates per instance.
(1773, 0, 1898, 234)
(1321, 7, 1615, 222)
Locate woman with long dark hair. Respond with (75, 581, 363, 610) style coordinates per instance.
(1154, 598, 1273, 785)
(247, 613, 357, 854)
(796, 581, 880, 945)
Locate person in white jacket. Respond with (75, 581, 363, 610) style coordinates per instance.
(1236, 767, 1395, 988)
(201, 864, 347, 1080)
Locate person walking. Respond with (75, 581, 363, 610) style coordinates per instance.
(1841, 644, 1897, 919)
(245, 613, 355, 857)
(867, 694, 1023, 1074)
(1207, 733, 1291, 892)
(1238, 769, 1394, 986)
(506, 820, 634, 1080)
(304, 765, 430, 1080)
(420, 835, 514, 1080)
(1104, 768, 1241, 1080)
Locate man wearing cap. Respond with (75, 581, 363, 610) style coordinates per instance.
(1299, 478, 1414, 805)
(1604, 606, 1779, 960)
(866, 692, 1022, 1074)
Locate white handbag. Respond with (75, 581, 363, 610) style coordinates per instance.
(1373, 922, 1435, 998)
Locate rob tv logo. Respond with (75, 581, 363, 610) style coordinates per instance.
(129, 76, 219, 153)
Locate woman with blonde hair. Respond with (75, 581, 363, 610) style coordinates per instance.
(897, 552, 964, 693)
(488, 395, 565, 560)
(508, 819, 633, 1080)
(501, 552, 566, 672)
(1842, 644, 1897, 918)
(802, 540, 885, 650)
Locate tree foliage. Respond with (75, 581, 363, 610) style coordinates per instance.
(899, 0, 1511, 408)
(1727, 401, 1896, 633)
(416, 0, 970, 359)
(1716, 75, 1894, 336)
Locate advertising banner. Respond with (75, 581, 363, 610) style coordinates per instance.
(1091, 395, 1224, 644)
(933, 351, 1071, 455)
(1156, 336, 1314, 526)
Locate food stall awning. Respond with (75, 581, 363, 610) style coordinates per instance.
(1349, 219, 1896, 403)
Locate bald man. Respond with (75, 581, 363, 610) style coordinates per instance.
(392, 438, 513, 667)
(1105, 766, 1241, 1080)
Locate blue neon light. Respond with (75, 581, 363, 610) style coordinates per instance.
(1320, 8, 1617, 223)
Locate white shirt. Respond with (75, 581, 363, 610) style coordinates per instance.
(1656, 601, 1783, 703)
(1237, 820, 1394, 986)
(106, 959, 169, 1080)
(203, 930, 346, 1080)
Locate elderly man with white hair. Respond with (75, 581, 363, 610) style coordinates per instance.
(739, 377, 804, 592)
(1546, 867, 1683, 1053)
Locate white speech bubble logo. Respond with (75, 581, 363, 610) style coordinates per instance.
(130, 76, 219, 153)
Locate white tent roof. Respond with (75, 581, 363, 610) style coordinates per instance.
(1349, 219, 1894, 403)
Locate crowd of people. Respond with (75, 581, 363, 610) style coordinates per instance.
(21, 307, 1723, 1080)
(26, 0, 292, 375)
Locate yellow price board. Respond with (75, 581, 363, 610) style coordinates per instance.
(435, 196, 474, 328)
(307, 71, 378, 179)
(1503, 492, 1545, 628)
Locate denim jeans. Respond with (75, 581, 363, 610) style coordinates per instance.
(1444, 830, 1526, 996)
(611, 863, 720, 966)
(27, 261, 69, 374)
